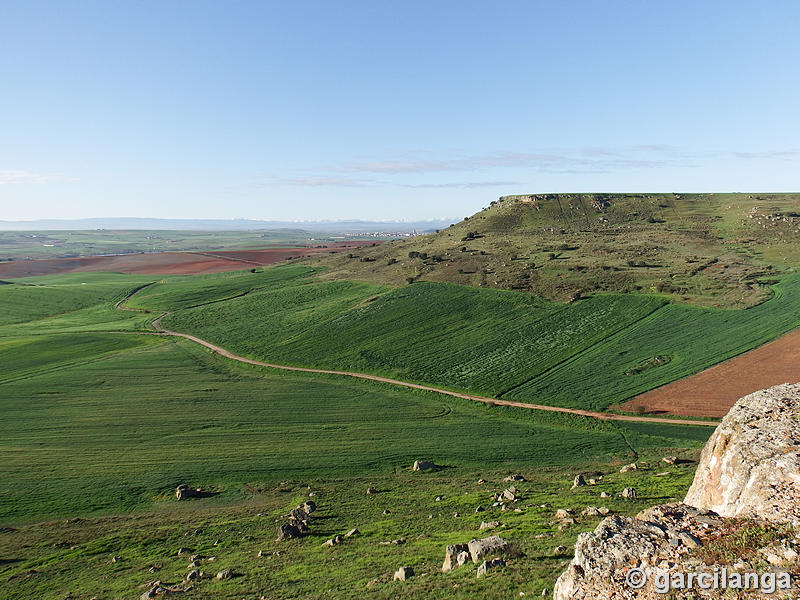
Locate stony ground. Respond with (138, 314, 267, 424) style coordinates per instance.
(0, 456, 700, 600)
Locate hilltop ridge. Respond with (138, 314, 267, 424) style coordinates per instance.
(308, 193, 800, 307)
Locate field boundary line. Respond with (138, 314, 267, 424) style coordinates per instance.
(496, 299, 669, 399)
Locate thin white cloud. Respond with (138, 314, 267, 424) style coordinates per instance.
(276, 175, 372, 187)
(0, 170, 79, 184)
(400, 181, 522, 189)
(338, 146, 698, 175)
(732, 150, 800, 160)
(271, 145, 800, 189)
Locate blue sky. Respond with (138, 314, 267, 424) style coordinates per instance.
(2, 1, 799, 222)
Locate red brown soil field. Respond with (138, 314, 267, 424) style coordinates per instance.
(618, 328, 800, 418)
(0, 242, 379, 278)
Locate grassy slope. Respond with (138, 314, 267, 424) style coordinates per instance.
(0, 461, 700, 600)
(0, 272, 155, 335)
(307, 193, 800, 308)
(156, 265, 800, 410)
(0, 333, 707, 524)
(0, 255, 719, 599)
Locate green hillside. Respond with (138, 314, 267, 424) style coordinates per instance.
(154, 265, 800, 410)
(308, 193, 800, 308)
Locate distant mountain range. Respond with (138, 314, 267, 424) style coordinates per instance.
(0, 217, 455, 232)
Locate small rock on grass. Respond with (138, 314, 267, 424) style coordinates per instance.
(477, 558, 505, 578)
(393, 566, 414, 581)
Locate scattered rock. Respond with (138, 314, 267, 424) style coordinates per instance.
(475, 505, 486, 513)
(554, 545, 568, 554)
(412, 460, 438, 471)
(503, 474, 526, 482)
(760, 540, 799, 565)
(435, 496, 443, 502)
(366, 487, 377, 495)
(379, 538, 405, 545)
(322, 535, 343, 546)
(503, 486, 519, 501)
(597, 507, 610, 515)
(382, 509, 391, 515)
(599, 492, 611, 498)
(176, 548, 192, 557)
(662, 456, 678, 465)
(442, 543, 470, 572)
(185, 570, 200, 581)
(276, 524, 302, 542)
(215, 569, 233, 580)
(619, 487, 637, 499)
(619, 463, 637, 473)
(467, 535, 509, 563)
(302, 500, 317, 514)
(581, 506, 600, 517)
(554, 509, 573, 520)
(479, 520, 500, 530)
(571, 474, 587, 489)
(289, 507, 309, 522)
(476, 557, 505, 578)
(393, 566, 414, 581)
(477, 479, 486, 485)
(345, 528, 360, 538)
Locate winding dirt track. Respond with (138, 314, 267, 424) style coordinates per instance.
(148, 312, 718, 428)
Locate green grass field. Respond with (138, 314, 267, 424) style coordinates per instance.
(0, 262, 714, 598)
(3, 228, 794, 599)
(148, 265, 800, 410)
(0, 333, 707, 523)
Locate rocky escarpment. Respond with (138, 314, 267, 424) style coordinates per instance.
(684, 384, 800, 526)
(554, 383, 800, 599)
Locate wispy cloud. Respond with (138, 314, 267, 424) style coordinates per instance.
(339, 146, 697, 176)
(399, 181, 522, 189)
(732, 150, 800, 160)
(0, 169, 79, 184)
(276, 175, 372, 187)
(271, 145, 800, 189)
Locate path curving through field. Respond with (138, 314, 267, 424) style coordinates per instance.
(146, 311, 718, 428)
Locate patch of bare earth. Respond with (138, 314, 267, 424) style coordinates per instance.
(619, 328, 800, 418)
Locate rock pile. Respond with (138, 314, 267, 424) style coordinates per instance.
(276, 501, 316, 542)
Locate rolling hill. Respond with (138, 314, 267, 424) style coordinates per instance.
(307, 193, 800, 308)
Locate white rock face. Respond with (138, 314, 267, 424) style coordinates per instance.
(684, 383, 800, 526)
(553, 383, 800, 600)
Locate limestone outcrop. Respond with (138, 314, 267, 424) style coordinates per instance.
(553, 383, 800, 600)
(684, 383, 800, 526)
